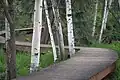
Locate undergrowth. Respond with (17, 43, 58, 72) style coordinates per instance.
(0, 48, 54, 79)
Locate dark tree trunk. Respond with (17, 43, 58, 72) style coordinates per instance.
(0, 0, 16, 79)
(41, 25, 50, 44)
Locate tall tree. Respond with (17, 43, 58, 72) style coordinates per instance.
(66, 0, 75, 56)
(0, 0, 16, 79)
(104, 0, 113, 30)
(44, 0, 57, 62)
(30, 0, 43, 73)
(99, 0, 113, 43)
(99, 0, 108, 43)
(51, 0, 66, 60)
(119, 0, 120, 7)
(92, 0, 98, 37)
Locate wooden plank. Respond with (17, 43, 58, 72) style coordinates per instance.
(90, 63, 115, 80)
(17, 48, 118, 80)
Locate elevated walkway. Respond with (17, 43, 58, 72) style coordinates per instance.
(17, 47, 118, 80)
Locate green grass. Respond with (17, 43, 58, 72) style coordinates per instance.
(0, 48, 54, 77)
(91, 42, 120, 80)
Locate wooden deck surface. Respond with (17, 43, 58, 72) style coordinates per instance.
(17, 47, 118, 80)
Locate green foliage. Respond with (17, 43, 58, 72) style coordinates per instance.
(72, 0, 95, 45)
(0, 49, 54, 78)
(14, 0, 34, 28)
(16, 52, 30, 76)
(0, 48, 5, 73)
(40, 50, 54, 68)
(91, 42, 120, 80)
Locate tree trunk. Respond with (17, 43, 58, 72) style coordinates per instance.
(51, 0, 66, 60)
(30, 0, 43, 73)
(41, 25, 49, 44)
(66, 0, 75, 56)
(0, 0, 16, 79)
(104, 0, 113, 30)
(99, 0, 108, 43)
(99, 0, 113, 43)
(44, 0, 57, 62)
(118, 0, 120, 7)
(92, 0, 98, 37)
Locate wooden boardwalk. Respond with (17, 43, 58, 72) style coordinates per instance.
(17, 47, 118, 80)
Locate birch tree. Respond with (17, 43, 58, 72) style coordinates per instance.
(44, 0, 57, 62)
(30, 0, 43, 73)
(51, 0, 66, 60)
(66, 0, 75, 56)
(104, 0, 113, 30)
(92, 0, 98, 37)
(99, 0, 108, 43)
(0, 0, 17, 79)
(119, 0, 120, 7)
(118, 0, 120, 23)
(99, 0, 113, 43)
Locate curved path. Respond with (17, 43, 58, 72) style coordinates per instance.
(18, 47, 118, 80)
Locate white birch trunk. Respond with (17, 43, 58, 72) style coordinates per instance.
(5, 18, 10, 42)
(99, 0, 108, 43)
(104, 0, 113, 30)
(5, 0, 10, 78)
(118, 0, 120, 23)
(51, 0, 66, 60)
(118, 0, 120, 7)
(92, 0, 98, 37)
(5, 0, 10, 42)
(66, 0, 75, 56)
(57, 8, 66, 60)
(30, 0, 43, 73)
(44, 0, 57, 62)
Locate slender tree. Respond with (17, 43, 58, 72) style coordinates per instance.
(92, 0, 98, 37)
(99, 0, 108, 43)
(66, 0, 75, 56)
(119, 0, 120, 7)
(99, 0, 113, 43)
(104, 0, 113, 30)
(0, 0, 16, 79)
(51, 0, 66, 60)
(30, 0, 43, 73)
(44, 0, 57, 62)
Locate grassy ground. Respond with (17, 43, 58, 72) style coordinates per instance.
(91, 42, 120, 80)
(0, 48, 54, 78)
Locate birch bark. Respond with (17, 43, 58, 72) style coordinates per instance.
(92, 0, 98, 37)
(118, 0, 120, 7)
(30, 0, 43, 73)
(104, 0, 113, 30)
(51, 0, 66, 60)
(66, 0, 75, 56)
(99, 0, 113, 43)
(1, 0, 17, 79)
(44, 0, 57, 62)
(99, 0, 108, 43)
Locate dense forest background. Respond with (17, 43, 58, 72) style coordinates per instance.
(0, 0, 120, 46)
